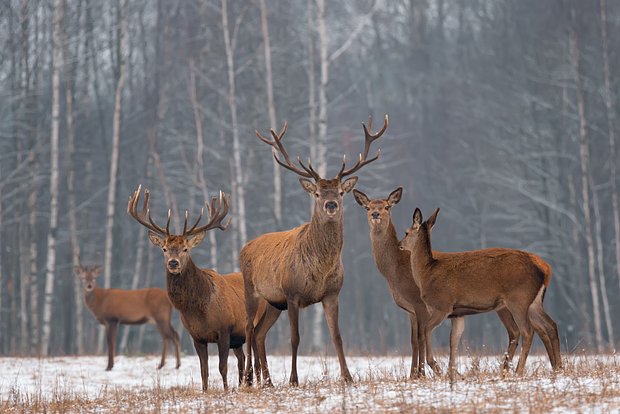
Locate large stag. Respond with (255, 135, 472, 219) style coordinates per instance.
(398, 208, 562, 380)
(127, 186, 266, 390)
(241, 116, 388, 386)
(352, 187, 524, 377)
(75, 256, 180, 371)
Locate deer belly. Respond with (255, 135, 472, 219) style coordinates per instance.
(256, 286, 287, 309)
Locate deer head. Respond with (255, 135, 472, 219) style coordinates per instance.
(398, 208, 440, 252)
(256, 115, 388, 222)
(127, 185, 231, 275)
(353, 187, 403, 232)
(74, 257, 102, 293)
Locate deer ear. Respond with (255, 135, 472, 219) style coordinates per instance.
(426, 208, 440, 229)
(92, 267, 103, 277)
(187, 232, 206, 249)
(148, 231, 164, 247)
(387, 187, 403, 205)
(74, 266, 83, 277)
(352, 189, 370, 207)
(341, 176, 358, 193)
(299, 178, 317, 194)
(412, 208, 423, 227)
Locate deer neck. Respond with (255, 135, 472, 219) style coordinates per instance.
(370, 220, 410, 282)
(83, 287, 105, 313)
(410, 229, 435, 275)
(300, 211, 344, 268)
(165, 257, 215, 312)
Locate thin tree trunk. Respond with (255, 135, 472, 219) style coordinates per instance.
(188, 59, 218, 268)
(222, 0, 247, 264)
(99, 0, 127, 352)
(570, 13, 603, 352)
(259, 0, 282, 227)
(41, 0, 63, 356)
(599, 0, 620, 300)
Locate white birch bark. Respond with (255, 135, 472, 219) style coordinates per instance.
(222, 0, 247, 260)
(40, 0, 63, 356)
(570, 18, 604, 352)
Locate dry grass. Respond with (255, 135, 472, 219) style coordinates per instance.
(1, 354, 619, 413)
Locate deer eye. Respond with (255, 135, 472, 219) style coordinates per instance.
(183, 248, 188, 252)
(385, 206, 390, 210)
(162, 248, 167, 252)
(365, 207, 370, 211)
(339, 191, 344, 196)
(314, 193, 320, 198)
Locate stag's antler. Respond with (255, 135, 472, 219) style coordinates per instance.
(127, 184, 171, 236)
(182, 191, 232, 237)
(256, 123, 322, 181)
(336, 114, 388, 179)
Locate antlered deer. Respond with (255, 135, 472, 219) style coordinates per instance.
(398, 208, 562, 380)
(241, 116, 388, 386)
(353, 187, 523, 377)
(75, 258, 180, 371)
(127, 185, 266, 390)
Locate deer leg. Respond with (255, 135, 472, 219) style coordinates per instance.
(171, 326, 181, 369)
(155, 323, 168, 370)
(106, 320, 119, 371)
(408, 313, 420, 379)
(254, 305, 282, 387)
(448, 316, 465, 383)
(243, 290, 259, 386)
(496, 308, 520, 372)
(528, 296, 562, 370)
(233, 346, 245, 386)
(425, 311, 446, 376)
(217, 334, 231, 390)
(506, 302, 534, 376)
(322, 295, 353, 384)
(287, 299, 301, 386)
(193, 339, 209, 391)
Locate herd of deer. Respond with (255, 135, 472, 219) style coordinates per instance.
(75, 114, 562, 390)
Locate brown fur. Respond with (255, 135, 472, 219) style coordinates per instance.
(75, 266, 180, 371)
(399, 208, 562, 380)
(353, 188, 525, 378)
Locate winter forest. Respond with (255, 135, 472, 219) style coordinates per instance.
(0, 0, 618, 361)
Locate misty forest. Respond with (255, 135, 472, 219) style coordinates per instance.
(0, 0, 618, 362)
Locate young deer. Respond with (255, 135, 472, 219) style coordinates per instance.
(241, 116, 388, 386)
(353, 187, 523, 378)
(75, 259, 180, 371)
(398, 208, 562, 380)
(127, 186, 266, 390)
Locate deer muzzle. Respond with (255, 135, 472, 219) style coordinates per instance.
(324, 200, 339, 216)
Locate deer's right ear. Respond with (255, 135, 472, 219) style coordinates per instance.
(148, 231, 164, 248)
(412, 208, 423, 227)
(352, 189, 370, 207)
(74, 266, 83, 277)
(299, 178, 317, 194)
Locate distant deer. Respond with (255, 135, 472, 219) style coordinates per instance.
(353, 187, 523, 378)
(75, 257, 181, 371)
(241, 116, 388, 386)
(398, 208, 562, 380)
(127, 185, 266, 390)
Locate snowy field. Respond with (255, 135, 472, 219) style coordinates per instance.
(1, 353, 619, 413)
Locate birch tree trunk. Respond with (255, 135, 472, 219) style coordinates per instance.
(259, 0, 282, 227)
(599, 0, 620, 299)
(40, 0, 63, 356)
(570, 14, 603, 352)
(222, 0, 247, 266)
(99, 0, 127, 352)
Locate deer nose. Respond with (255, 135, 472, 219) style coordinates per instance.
(371, 211, 380, 219)
(325, 201, 338, 211)
(168, 259, 180, 269)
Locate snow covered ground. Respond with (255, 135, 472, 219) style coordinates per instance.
(1, 353, 619, 413)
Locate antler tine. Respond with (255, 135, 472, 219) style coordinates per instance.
(127, 184, 169, 236)
(256, 122, 320, 180)
(336, 114, 388, 179)
(184, 190, 232, 236)
(296, 157, 322, 181)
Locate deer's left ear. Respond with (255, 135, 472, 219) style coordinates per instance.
(426, 208, 440, 229)
(187, 231, 206, 249)
(341, 176, 358, 193)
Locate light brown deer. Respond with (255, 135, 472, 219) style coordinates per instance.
(352, 187, 523, 378)
(127, 185, 266, 390)
(75, 258, 181, 371)
(398, 208, 562, 380)
(241, 116, 388, 386)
